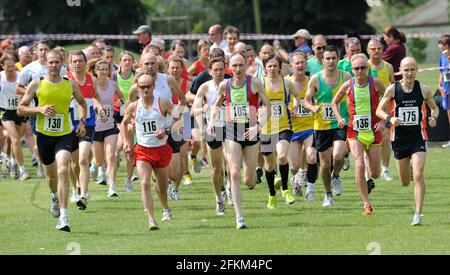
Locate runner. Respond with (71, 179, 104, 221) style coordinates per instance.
(192, 57, 227, 215)
(286, 52, 318, 200)
(306, 34, 327, 77)
(368, 38, 395, 181)
(376, 57, 439, 225)
(0, 54, 29, 181)
(207, 52, 270, 229)
(122, 73, 175, 231)
(332, 53, 386, 216)
(304, 45, 351, 206)
(260, 54, 299, 209)
(17, 50, 88, 232)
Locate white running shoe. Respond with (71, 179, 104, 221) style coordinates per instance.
(124, 180, 134, 192)
(236, 215, 247, 229)
(381, 170, 394, 181)
(442, 141, 450, 148)
(56, 216, 70, 232)
(299, 170, 307, 187)
(305, 191, 315, 202)
(97, 173, 107, 185)
(148, 219, 159, 231)
(291, 177, 302, 197)
(331, 175, 343, 196)
(20, 171, 30, 181)
(108, 185, 118, 197)
(216, 201, 226, 216)
(51, 197, 60, 218)
(322, 193, 333, 207)
(89, 164, 98, 181)
(70, 189, 79, 203)
(85, 191, 91, 200)
(411, 213, 423, 226)
(162, 209, 172, 221)
(190, 153, 202, 173)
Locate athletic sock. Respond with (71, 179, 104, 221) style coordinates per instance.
(265, 169, 276, 196)
(279, 163, 289, 190)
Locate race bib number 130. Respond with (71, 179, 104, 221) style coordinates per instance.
(44, 114, 64, 133)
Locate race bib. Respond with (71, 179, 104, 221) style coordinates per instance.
(230, 103, 249, 122)
(399, 106, 419, 126)
(297, 100, 311, 117)
(44, 114, 64, 133)
(72, 99, 92, 120)
(97, 106, 113, 121)
(271, 102, 284, 119)
(6, 96, 19, 110)
(322, 104, 335, 120)
(353, 114, 371, 131)
(140, 119, 157, 136)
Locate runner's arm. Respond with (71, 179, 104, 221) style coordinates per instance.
(17, 79, 40, 116)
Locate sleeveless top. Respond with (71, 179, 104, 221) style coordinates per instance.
(225, 76, 259, 125)
(369, 60, 391, 88)
(113, 70, 135, 114)
(314, 70, 348, 130)
(36, 77, 73, 136)
(0, 71, 20, 110)
(261, 76, 291, 134)
(67, 72, 96, 127)
(390, 81, 428, 142)
(288, 76, 313, 133)
(347, 76, 380, 134)
(205, 80, 226, 127)
(135, 97, 170, 148)
(95, 80, 116, 132)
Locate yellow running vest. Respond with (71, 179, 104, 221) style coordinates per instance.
(288, 76, 313, 133)
(261, 77, 291, 135)
(36, 77, 73, 136)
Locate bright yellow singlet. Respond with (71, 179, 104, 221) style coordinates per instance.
(36, 77, 73, 136)
(288, 76, 313, 133)
(261, 77, 291, 135)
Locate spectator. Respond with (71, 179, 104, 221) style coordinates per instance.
(291, 29, 313, 56)
(382, 26, 406, 81)
(209, 24, 227, 50)
(133, 25, 152, 54)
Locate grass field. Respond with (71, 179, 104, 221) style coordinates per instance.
(0, 65, 449, 255)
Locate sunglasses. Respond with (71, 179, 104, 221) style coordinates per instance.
(369, 47, 382, 51)
(315, 46, 326, 51)
(352, 66, 367, 71)
(138, 84, 153, 90)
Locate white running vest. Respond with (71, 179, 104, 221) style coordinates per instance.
(135, 97, 170, 148)
(205, 80, 226, 127)
(154, 73, 172, 103)
(0, 71, 20, 110)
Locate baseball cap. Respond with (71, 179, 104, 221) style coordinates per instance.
(292, 29, 311, 40)
(133, 25, 151, 35)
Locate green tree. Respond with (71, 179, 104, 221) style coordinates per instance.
(407, 38, 428, 63)
(1, 0, 147, 34)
